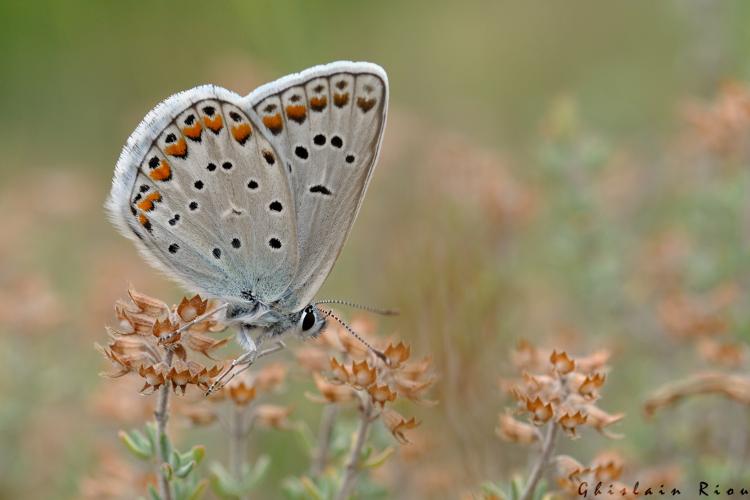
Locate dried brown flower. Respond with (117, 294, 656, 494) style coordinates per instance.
(382, 408, 420, 444)
(307, 372, 356, 404)
(227, 379, 257, 406)
(550, 350, 575, 374)
(368, 383, 398, 407)
(255, 404, 293, 430)
(496, 413, 541, 444)
(97, 288, 230, 395)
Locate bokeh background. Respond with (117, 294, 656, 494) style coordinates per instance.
(2, 1, 750, 498)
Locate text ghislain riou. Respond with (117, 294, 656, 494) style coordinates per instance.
(579, 481, 750, 497)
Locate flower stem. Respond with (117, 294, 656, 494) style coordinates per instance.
(229, 405, 246, 480)
(154, 349, 174, 500)
(336, 398, 373, 500)
(227, 404, 255, 500)
(519, 422, 559, 500)
(311, 404, 338, 476)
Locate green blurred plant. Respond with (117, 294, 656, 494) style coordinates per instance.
(119, 422, 208, 500)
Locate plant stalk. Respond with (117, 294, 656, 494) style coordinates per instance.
(311, 404, 338, 476)
(519, 422, 559, 500)
(336, 398, 373, 500)
(154, 349, 174, 500)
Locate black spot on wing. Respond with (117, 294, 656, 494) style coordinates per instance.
(309, 185, 332, 196)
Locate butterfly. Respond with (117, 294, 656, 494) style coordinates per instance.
(107, 61, 389, 389)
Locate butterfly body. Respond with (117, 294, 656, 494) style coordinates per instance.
(107, 61, 388, 358)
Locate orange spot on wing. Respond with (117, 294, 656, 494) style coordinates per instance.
(137, 191, 162, 212)
(164, 137, 187, 158)
(310, 96, 327, 112)
(204, 115, 223, 133)
(285, 104, 307, 124)
(182, 122, 202, 141)
(149, 160, 172, 182)
(262, 113, 283, 135)
(333, 93, 349, 107)
(231, 123, 252, 144)
(356, 97, 376, 113)
(138, 214, 150, 227)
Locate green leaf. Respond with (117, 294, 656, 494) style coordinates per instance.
(187, 479, 209, 500)
(299, 476, 324, 500)
(533, 479, 547, 500)
(480, 482, 507, 499)
(175, 460, 196, 479)
(147, 484, 162, 500)
(190, 445, 206, 465)
(209, 462, 241, 498)
(362, 446, 394, 469)
(281, 477, 306, 499)
(170, 450, 183, 468)
(145, 422, 159, 450)
(119, 430, 153, 460)
(162, 462, 174, 482)
(510, 474, 523, 500)
(242, 454, 270, 489)
(159, 431, 173, 463)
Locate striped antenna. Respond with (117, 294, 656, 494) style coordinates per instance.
(317, 306, 387, 363)
(314, 299, 399, 316)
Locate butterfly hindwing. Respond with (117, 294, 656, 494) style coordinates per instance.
(250, 62, 388, 311)
(109, 85, 299, 302)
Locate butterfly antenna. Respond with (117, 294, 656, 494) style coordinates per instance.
(314, 300, 399, 316)
(317, 306, 388, 363)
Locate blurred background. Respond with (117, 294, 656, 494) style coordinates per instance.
(2, 1, 750, 498)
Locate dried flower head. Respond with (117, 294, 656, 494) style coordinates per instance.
(383, 341, 411, 368)
(550, 350, 575, 374)
(253, 362, 288, 393)
(382, 408, 420, 444)
(254, 404, 293, 430)
(368, 383, 398, 407)
(526, 396, 554, 425)
(227, 379, 257, 406)
(500, 340, 622, 445)
(97, 288, 230, 395)
(496, 413, 541, 445)
(307, 372, 356, 404)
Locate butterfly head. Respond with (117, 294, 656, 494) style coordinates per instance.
(295, 304, 327, 339)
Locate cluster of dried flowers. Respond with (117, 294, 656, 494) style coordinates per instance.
(645, 282, 750, 417)
(499, 340, 622, 441)
(553, 451, 681, 499)
(96, 289, 230, 395)
(94, 289, 436, 499)
(297, 315, 436, 444)
(181, 360, 294, 431)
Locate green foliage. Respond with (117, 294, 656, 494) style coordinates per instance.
(119, 423, 207, 500)
(480, 476, 551, 500)
(282, 415, 393, 500)
(209, 455, 270, 499)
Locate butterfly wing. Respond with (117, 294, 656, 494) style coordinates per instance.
(249, 61, 388, 311)
(107, 85, 299, 303)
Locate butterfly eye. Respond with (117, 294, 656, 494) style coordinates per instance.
(301, 309, 316, 331)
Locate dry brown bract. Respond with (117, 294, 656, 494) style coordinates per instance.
(96, 288, 229, 394)
(500, 340, 621, 440)
(644, 372, 750, 417)
(301, 313, 434, 445)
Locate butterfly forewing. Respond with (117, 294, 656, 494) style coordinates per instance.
(110, 86, 299, 303)
(250, 63, 388, 311)
(110, 62, 387, 315)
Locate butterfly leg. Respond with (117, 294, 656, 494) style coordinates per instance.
(208, 340, 286, 392)
(205, 326, 259, 395)
(205, 326, 285, 395)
